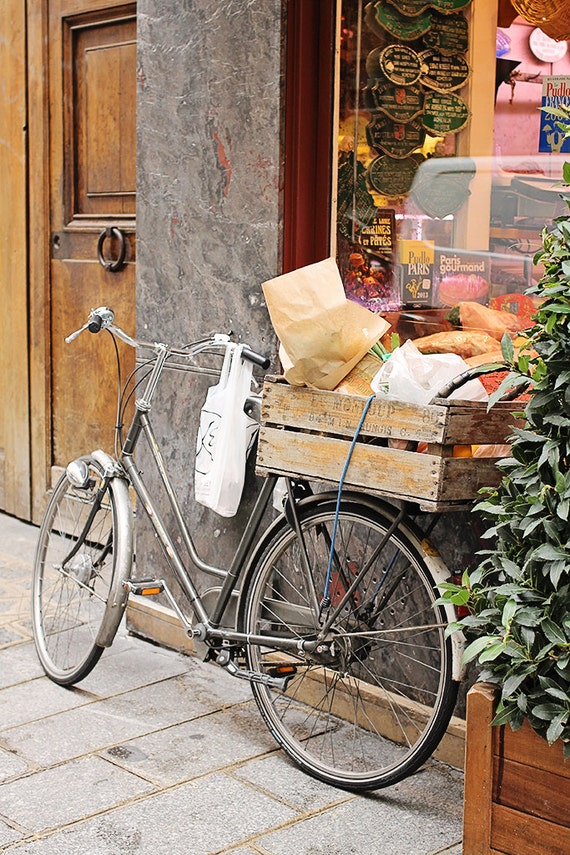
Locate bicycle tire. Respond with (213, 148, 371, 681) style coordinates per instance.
(241, 496, 457, 790)
(31, 455, 133, 685)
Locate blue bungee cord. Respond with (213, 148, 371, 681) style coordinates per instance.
(320, 392, 376, 615)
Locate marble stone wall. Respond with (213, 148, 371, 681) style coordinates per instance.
(135, 1, 284, 596)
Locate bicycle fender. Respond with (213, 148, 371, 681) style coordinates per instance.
(90, 450, 135, 647)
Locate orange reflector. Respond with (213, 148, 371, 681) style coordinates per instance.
(139, 586, 162, 596)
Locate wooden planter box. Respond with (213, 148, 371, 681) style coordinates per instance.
(256, 378, 520, 512)
(463, 682, 570, 855)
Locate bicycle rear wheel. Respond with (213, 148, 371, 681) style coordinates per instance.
(242, 497, 457, 790)
(31, 456, 132, 685)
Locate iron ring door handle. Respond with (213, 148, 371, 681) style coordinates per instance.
(97, 227, 127, 272)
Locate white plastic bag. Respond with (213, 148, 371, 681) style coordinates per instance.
(371, 339, 488, 405)
(194, 343, 258, 517)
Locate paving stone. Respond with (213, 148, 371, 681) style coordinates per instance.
(73, 632, 191, 696)
(3, 701, 161, 768)
(0, 642, 45, 690)
(233, 753, 352, 813)
(256, 764, 463, 855)
(257, 800, 460, 855)
(433, 846, 462, 855)
(0, 745, 30, 781)
(3, 772, 296, 854)
(0, 558, 33, 584)
(0, 754, 154, 832)
(100, 702, 277, 786)
(3, 665, 265, 769)
(89, 656, 252, 726)
(0, 516, 39, 565)
(222, 850, 260, 855)
(0, 819, 22, 847)
(0, 677, 90, 732)
(0, 512, 466, 854)
(0, 625, 27, 647)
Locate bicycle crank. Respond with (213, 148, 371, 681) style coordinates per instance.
(216, 648, 293, 691)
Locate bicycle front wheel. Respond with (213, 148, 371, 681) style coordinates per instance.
(242, 497, 457, 790)
(31, 456, 133, 685)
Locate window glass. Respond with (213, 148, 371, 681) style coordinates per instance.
(335, 2, 569, 345)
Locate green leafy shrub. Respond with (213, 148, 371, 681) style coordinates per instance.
(440, 177, 570, 757)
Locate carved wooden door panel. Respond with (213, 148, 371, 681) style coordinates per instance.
(49, 0, 136, 475)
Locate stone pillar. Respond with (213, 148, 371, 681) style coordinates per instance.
(134, 1, 284, 622)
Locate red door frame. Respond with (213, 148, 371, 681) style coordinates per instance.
(283, 0, 336, 272)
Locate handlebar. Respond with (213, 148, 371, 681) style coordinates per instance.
(65, 306, 270, 369)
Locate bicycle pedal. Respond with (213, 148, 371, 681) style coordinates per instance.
(267, 664, 297, 679)
(125, 578, 165, 597)
(216, 649, 293, 691)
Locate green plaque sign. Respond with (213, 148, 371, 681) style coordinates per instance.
(368, 155, 421, 197)
(385, 0, 432, 14)
(411, 157, 475, 218)
(429, 0, 472, 11)
(373, 1, 431, 40)
(422, 12, 469, 55)
(419, 49, 471, 92)
(366, 79, 424, 123)
(379, 44, 422, 87)
(386, 0, 472, 13)
(421, 91, 470, 135)
(366, 115, 426, 159)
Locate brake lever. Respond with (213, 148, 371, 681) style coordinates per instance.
(65, 322, 90, 344)
(65, 306, 115, 343)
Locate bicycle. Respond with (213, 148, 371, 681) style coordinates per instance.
(31, 306, 462, 791)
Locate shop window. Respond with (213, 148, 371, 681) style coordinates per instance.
(333, 1, 569, 345)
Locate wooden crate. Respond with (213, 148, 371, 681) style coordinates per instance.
(256, 377, 521, 512)
(463, 683, 570, 855)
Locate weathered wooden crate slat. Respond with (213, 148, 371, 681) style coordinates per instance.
(256, 378, 521, 512)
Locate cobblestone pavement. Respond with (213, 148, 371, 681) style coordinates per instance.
(0, 512, 464, 855)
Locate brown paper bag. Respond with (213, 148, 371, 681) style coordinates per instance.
(262, 257, 390, 390)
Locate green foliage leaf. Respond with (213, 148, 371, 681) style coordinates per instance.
(500, 332, 515, 363)
(502, 672, 529, 698)
(547, 713, 567, 745)
(542, 618, 568, 645)
(532, 703, 566, 721)
(492, 702, 515, 727)
(533, 543, 567, 562)
(479, 641, 507, 662)
(501, 598, 518, 629)
(462, 636, 495, 665)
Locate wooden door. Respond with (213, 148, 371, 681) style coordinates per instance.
(48, 0, 136, 477)
(0, 0, 30, 519)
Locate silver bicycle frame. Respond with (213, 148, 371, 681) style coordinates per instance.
(116, 342, 321, 654)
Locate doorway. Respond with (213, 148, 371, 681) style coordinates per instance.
(29, 0, 137, 520)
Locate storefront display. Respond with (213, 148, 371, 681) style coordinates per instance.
(335, 1, 569, 348)
(337, 0, 474, 322)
